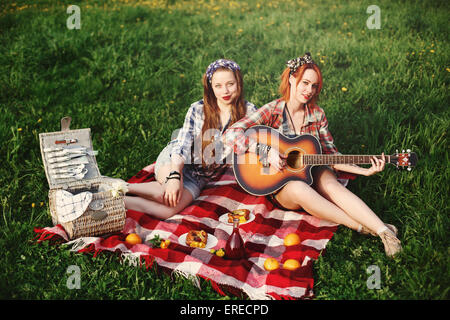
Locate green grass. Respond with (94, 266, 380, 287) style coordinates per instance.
(0, 0, 448, 299)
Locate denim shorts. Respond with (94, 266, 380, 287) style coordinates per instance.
(154, 144, 207, 199)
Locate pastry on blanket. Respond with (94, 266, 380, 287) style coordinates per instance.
(228, 209, 250, 224)
(186, 230, 208, 248)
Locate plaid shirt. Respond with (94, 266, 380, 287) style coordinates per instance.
(170, 99, 257, 177)
(224, 99, 339, 155)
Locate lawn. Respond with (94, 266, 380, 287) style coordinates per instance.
(0, 0, 448, 300)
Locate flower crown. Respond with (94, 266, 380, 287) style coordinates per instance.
(206, 59, 241, 83)
(286, 52, 315, 75)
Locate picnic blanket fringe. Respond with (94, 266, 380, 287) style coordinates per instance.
(34, 225, 68, 243)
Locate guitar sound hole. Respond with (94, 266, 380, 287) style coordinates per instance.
(286, 150, 302, 169)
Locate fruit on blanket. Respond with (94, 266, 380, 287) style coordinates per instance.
(125, 233, 142, 245)
(284, 233, 301, 246)
(215, 248, 225, 257)
(160, 239, 171, 249)
(264, 258, 280, 271)
(283, 259, 300, 271)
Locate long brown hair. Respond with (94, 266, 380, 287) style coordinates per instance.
(201, 67, 247, 166)
(279, 63, 323, 106)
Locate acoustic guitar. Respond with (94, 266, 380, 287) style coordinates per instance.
(232, 125, 418, 196)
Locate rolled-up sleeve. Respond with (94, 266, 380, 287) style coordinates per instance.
(223, 102, 274, 155)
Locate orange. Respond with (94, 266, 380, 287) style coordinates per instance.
(125, 233, 142, 245)
(283, 233, 301, 246)
(264, 258, 280, 271)
(283, 259, 300, 271)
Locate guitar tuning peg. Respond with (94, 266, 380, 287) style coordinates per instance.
(402, 149, 405, 153)
(407, 167, 412, 171)
(407, 149, 411, 153)
(396, 149, 399, 155)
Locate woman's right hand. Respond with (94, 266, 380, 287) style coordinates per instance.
(164, 178, 182, 207)
(267, 148, 286, 172)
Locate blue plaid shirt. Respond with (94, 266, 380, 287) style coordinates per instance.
(169, 99, 257, 177)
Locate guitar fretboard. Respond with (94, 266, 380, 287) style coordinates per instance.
(303, 154, 389, 165)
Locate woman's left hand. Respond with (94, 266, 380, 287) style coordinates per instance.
(365, 153, 386, 176)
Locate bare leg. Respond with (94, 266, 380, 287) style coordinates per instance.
(127, 181, 165, 203)
(312, 167, 386, 234)
(124, 163, 195, 219)
(126, 164, 172, 203)
(275, 168, 402, 256)
(275, 180, 362, 231)
(124, 188, 193, 219)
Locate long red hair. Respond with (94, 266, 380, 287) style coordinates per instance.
(201, 67, 247, 166)
(279, 63, 323, 105)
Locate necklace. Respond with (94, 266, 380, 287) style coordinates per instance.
(285, 103, 305, 136)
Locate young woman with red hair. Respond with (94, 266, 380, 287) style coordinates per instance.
(224, 53, 402, 257)
(124, 59, 256, 219)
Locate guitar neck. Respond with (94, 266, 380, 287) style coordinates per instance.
(303, 154, 389, 166)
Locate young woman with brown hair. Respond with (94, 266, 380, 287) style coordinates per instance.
(224, 53, 402, 257)
(123, 59, 256, 219)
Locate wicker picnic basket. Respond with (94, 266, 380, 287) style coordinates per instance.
(39, 117, 126, 240)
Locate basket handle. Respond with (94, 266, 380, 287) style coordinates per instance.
(61, 117, 72, 132)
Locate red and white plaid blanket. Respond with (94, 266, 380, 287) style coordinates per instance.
(35, 164, 354, 299)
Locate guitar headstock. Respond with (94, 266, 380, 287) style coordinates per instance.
(389, 149, 418, 171)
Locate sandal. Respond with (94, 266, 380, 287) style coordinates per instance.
(359, 223, 398, 237)
(378, 229, 402, 257)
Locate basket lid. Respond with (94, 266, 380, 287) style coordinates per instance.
(39, 117, 101, 189)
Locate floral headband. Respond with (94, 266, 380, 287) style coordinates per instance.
(286, 52, 315, 75)
(206, 59, 241, 83)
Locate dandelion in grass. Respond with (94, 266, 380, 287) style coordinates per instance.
(430, 49, 435, 53)
(31, 203, 36, 208)
(341, 87, 348, 92)
(446, 68, 450, 72)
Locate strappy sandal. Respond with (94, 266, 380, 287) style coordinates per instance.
(359, 223, 398, 237)
(378, 229, 402, 257)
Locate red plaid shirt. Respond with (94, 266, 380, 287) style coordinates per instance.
(224, 99, 339, 155)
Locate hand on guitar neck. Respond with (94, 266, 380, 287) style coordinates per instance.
(333, 153, 386, 177)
